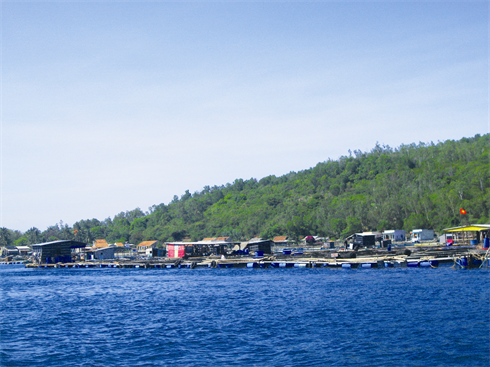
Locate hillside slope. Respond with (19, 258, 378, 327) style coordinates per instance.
(3, 134, 488, 246)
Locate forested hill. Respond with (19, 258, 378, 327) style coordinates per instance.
(3, 134, 489, 246)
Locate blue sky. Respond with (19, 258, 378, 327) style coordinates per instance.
(2, 1, 488, 232)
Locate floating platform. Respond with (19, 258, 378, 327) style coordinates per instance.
(20, 249, 489, 271)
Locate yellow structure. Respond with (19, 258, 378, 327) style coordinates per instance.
(443, 224, 490, 245)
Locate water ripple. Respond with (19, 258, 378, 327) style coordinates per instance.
(1, 267, 489, 366)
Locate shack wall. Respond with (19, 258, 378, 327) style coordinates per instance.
(412, 229, 434, 241)
(354, 234, 375, 248)
(248, 241, 272, 254)
(383, 230, 406, 241)
(167, 244, 186, 258)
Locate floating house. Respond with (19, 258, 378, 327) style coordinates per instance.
(273, 236, 290, 247)
(136, 241, 158, 254)
(16, 246, 31, 256)
(114, 245, 133, 259)
(382, 230, 406, 242)
(353, 233, 376, 248)
(302, 236, 327, 245)
(88, 246, 115, 260)
(248, 239, 273, 255)
(443, 224, 490, 247)
(32, 240, 87, 264)
(411, 229, 434, 243)
(148, 248, 166, 258)
(1, 245, 19, 257)
(166, 237, 238, 258)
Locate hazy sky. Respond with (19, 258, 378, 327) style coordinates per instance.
(2, 0, 488, 232)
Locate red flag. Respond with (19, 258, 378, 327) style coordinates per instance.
(75, 229, 78, 235)
(460, 208, 467, 215)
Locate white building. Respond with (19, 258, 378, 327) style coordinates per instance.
(411, 229, 435, 243)
(382, 230, 406, 242)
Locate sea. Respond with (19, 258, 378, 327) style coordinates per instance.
(1, 265, 489, 367)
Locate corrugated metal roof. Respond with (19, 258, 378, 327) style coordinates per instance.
(32, 240, 87, 248)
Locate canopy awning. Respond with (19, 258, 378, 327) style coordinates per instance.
(444, 224, 490, 232)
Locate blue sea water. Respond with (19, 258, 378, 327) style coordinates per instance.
(1, 266, 489, 367)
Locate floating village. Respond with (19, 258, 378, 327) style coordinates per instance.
(1, 225, 490, 271)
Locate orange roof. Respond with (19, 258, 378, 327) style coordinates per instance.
(273, 236, 288, 242)
(94, 239, 108, 248)
(202, 237, 217, 241)
(216, 237, 230, 241)
(115, 242, 124, 247)
(137, 241, 157, 247)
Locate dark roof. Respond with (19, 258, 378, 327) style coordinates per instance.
(248, 239, 272, 244)
(32, 240, 88, 249)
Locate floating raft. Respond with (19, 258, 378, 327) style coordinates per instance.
(21, 249, 490, 270)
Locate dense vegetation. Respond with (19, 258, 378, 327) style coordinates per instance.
(2, 134, 488, 247)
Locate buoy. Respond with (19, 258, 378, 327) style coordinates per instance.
(459, 257, 468, 267)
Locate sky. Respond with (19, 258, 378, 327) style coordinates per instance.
(1, 0, 488, 232)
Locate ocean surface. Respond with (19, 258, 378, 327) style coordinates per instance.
(1, 265, 489, 366)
